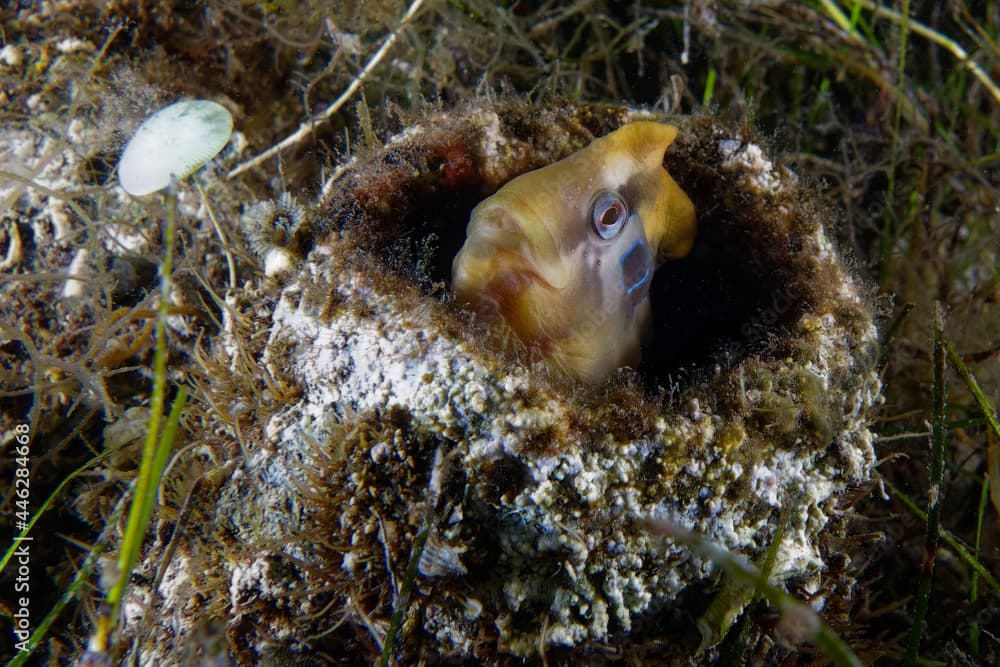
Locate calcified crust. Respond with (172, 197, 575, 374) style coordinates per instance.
(451, 122, 696, 383)
(99, 105, 881, 665)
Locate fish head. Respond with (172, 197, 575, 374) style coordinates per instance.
(452, 121, 696, 383)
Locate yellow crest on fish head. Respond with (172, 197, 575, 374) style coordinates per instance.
(452, 121, 696, 383)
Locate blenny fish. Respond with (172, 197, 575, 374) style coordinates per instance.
(452, 121, 696, 383)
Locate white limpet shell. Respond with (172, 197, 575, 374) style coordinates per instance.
(118, 100, 233, 196)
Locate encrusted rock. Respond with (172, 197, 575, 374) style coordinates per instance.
(119, 102, 881, 664)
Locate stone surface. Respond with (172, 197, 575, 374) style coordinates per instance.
(109, 103, 882, 664)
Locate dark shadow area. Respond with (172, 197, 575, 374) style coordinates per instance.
(406, 168, 801, 392)
(645, 208, 793, 386)
(329, 112, 809, 393)
(405, 184, 492, 288)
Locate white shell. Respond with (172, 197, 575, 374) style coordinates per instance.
(118, 100, 233, 196)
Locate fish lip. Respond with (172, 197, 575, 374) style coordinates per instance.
(620, 239, 652, 298)
(466, 204, 530, 252)
(464, 204, 566, 289)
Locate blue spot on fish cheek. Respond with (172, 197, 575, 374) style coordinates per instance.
(620, 239, 652, 297)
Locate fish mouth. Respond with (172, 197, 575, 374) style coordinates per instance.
(619, 239, 652, 298)
(463, 203, 568, 288)
(453, 205, 551, 317)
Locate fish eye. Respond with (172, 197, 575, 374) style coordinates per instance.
(591, 190, 628, 240)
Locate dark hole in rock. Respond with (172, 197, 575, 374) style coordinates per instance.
(334, 112, 809, 392)
(404, 185, 488, 288)
(477, 454, 530, 506)
(393, 175, 802, 391)
(644, 201, 795, 386)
